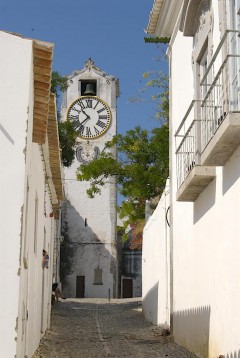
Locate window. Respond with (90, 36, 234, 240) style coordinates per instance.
(79, 80, 97, 96)
(93, 268, 102, 285)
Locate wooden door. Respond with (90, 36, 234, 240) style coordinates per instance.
(122, 278, 133, 298)
(76, 276, 85, 298)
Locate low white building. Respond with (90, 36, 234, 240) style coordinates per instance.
(142, 180, 170, 328)
(144, 1, 240, 357)
(0, 31, 63, 358)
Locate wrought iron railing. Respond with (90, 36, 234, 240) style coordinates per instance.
(201, 30, 240, 150)
(175, 30, 240, 189)
(175, 101, 201, 188)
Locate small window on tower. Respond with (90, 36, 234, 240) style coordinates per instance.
(93, 268, 103, 285)
(80, 80, 97, 96)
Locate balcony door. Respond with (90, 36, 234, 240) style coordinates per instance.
(228, 0, 240, 110)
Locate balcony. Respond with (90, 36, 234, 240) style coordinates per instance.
(175, 31, 240, 201)
(175, 101, 216, 202)
(201, 112, 240, 165)
(200, 30, 240, 165)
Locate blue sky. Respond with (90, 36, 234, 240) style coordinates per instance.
(1, 0, 168, 134)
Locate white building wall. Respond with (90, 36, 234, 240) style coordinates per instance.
(60, 65, 118, 299)
(18, 143, 55, 358)
(0, 31, 32, 358)
(0, 31, 58, 358)
(142, 181, 170, 328)
(169, 3, 240, 357)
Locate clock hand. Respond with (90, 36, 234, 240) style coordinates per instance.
(81, 108, 88, 117)
(80, 115, 91, 126)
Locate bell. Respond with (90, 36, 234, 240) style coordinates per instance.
(84, 83, 95, 95)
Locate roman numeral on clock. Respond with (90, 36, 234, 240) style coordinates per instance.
(99, 115, 108, 120)
(69, 114, 79, 121)
(72, 121, 84, 134)
(94, 126, 100, 135)
(71, 107, 81, 114)
(76, 100, 86, 110)
(93, 100, 100, 109)
(85, 99, 92, 108)
(96, 120, 106, 128)
(86, 127, 92, 137)
(97, 107, 105, 114)
(79, 124, 85, 134)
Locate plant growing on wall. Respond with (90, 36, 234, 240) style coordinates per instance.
(51, 71, 78, 167)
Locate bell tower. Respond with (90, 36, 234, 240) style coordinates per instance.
(60, 59, 119, 298)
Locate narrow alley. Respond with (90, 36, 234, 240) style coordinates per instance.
(33, 298, 196, 358)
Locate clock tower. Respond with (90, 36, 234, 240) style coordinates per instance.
(60, 59, 119, 298)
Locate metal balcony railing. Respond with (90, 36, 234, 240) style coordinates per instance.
(175, 101, 201, 188)
(201, 30, 240, 150)
(175, 30, 240, 189)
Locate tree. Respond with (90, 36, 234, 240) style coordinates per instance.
(76, 124, 169, 236)
(51, 71, 68, 99)
(76, 67, 169, 238)
(143, 70, 169, 124)
(51, 71, 78, 167)
(129, 69, 169, 125)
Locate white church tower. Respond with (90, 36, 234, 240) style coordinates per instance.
(60, 59, 119, 298)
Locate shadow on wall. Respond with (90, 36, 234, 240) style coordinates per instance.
(173, 305, 211, 358)
(193, 179, 216, 224)
(225, 350, 240, 358)
(222, 146, 240, 195)
(142, 281, 159, 326)
(60, 199, 117, 298)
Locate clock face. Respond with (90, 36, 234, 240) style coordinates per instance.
(67, 96, 112, 139)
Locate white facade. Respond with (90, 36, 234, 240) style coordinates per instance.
(0, 31, 63, 357)
(145, 1, 240, 357)
(142, 181, 170, 328)
(60, 60, 119, 298)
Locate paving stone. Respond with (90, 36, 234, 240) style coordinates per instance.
(32, 298, 197, 358)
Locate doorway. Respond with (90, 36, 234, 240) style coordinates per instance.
(122, 278, 133, 298)
(76, 276, 85, 298)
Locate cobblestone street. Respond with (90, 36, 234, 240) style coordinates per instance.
(33, 298, 197, 358)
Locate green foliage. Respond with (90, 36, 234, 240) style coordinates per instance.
(58, 121, 78, 167)
(144, 37, 170, 44)
(129, 69, 169, 125)
(77, 125, 169, 230)
(51, 71, 68, 98)
(51, 71, 77, 167)
(77, 67, 169, 231)
(142, 70, 169, 124)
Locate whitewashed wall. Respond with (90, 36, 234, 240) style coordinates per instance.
(0, 31, 57, 358)
(60, 65, 118, 299)
(0, 31, 32, 358)
(169, 3, 240, 357)
(142, 180, 170, 328)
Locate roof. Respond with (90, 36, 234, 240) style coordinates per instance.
(145, 0, 164, 35)
(32, 40, 54, 144)
(145, 0, 184, 38)
(1, 31, 63, 218)
(32, 39, 64, 218)
(69, 58, 120, 97)
(47, 94, 64, 203)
